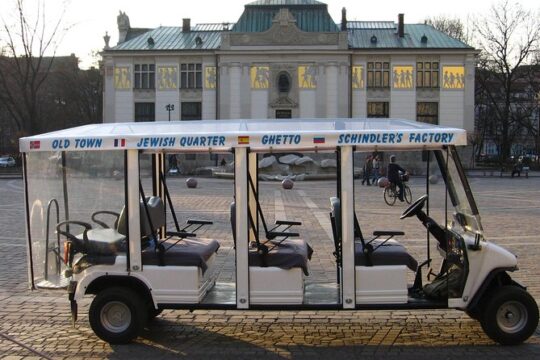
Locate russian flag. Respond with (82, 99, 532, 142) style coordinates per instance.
(313, 137, 325, 144)
(114, 139, 126, 147)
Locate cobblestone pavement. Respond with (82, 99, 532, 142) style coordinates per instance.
(1, 175, 540, 359)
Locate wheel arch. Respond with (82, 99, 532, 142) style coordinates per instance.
(85, 275, 154, 306)
(467, 267, 524, 311)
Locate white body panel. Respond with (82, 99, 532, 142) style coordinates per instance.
(249, 267, 304, 304)
(355, 266, 408, 304)
(74, 254, 217, 306)
(448, 238, 517, 308)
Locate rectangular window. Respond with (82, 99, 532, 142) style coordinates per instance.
(367, 102, 389, 118)
(181, 102, 202, 120)
(134, 64, 155, 89)
(417, 102, 438, 124)
(180, 63, 202, 89)
(135, 102, 155, 122)
(367, 62, 390, 88)
(416, 61, 439, 88)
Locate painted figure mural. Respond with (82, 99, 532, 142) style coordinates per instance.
(298, 65, 317, 89)
(442, 66, 465, 89)
(158, 67, 178, 90)
(114, 67, 131, 89)
(352, 66, 364, 89)
(205, 66, 217, 89)
(392, 66, 414, 89)
(250, 66, 270, 89)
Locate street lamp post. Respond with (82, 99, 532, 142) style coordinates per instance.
(165, 104, 175, 121)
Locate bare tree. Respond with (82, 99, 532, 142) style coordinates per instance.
(0, 0, 69, 136)
(474, 0, 540, 160)
(424, 16, 471, 44)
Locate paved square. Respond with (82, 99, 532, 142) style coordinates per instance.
(0, 175, 539, 359)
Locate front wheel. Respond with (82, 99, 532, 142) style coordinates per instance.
(89, 287, 146, 344)
(479, 286, 539, 345)
(404, 186, 412, 204)
(384, 187, 396, 206)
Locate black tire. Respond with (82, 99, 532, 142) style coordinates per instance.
(147, 306, 163, 322)
(479, 286, 539, 345)
(384, 187, 396, 206)
(404, 186, 412, 204)
(89, 287, 146, 344)
(466, 307, 481, 320)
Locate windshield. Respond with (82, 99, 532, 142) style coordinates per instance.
(435, 147, 484, 237)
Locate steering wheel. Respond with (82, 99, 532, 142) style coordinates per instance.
(400, 194, 428, 219)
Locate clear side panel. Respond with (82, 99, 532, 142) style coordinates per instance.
(27, 151, 126, 289)
(26, 151, 67, 288)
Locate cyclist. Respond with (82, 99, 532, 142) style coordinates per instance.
(387, 154, 407, 202)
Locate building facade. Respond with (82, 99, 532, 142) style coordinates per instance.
(102, 0, 477, 141)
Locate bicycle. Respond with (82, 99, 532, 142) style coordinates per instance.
(383, 174, 412, 206)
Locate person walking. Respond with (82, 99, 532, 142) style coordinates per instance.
(371, 155, 381, 184)
(362, 155, 373, 186)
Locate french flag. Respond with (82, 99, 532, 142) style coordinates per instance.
(114, 139, 126, 147)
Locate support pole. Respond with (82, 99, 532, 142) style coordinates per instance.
(340, 146, 356, 308)
(234, 147, 249, 309)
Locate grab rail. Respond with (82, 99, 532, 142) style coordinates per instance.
(44, 198, 61, 280)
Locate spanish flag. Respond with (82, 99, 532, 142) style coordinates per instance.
(238, 136, 249, 145)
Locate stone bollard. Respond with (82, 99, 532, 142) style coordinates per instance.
(377, 177, 389, 188)
(428, 175, 439, 184)
(186, 178, 197, 188)
(282, 178, 294, 190)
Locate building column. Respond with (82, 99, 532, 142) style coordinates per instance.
(229, 63, 241, 119)
(326, 62, 338, 118)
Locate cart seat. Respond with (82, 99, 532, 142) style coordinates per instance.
(141, 237, 219, 273)
(230, 202, 312, 275)
(329, 197, 417, 271)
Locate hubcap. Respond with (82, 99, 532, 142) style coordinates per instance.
(496, 301, 528, 334)
(100, 301, 131, 333)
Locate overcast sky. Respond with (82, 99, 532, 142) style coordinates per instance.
(3, 0, 539, 69)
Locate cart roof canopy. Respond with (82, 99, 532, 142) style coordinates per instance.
(19, 118, 467, 153)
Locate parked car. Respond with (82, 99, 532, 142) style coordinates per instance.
(0, 156, 16, 167)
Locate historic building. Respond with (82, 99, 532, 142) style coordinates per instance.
(101, 0, 477, 170)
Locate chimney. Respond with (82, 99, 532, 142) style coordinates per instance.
(398, 13, 404, 38)
(183, 18, 191, 32)
(341, 7, 347, 31)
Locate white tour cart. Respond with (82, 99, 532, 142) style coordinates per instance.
(19, 118, 538, 345)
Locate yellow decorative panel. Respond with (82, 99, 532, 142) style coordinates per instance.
(442, 66, 465, 89)
(205, 66, 217, 89)
(114, 67, 131, 89)
(392, 66, 414, 89)
(352, 66, 364, 89)
(251, 66, 270, 89)
(157, 66, 178, 90)
(298, 65, 317, 89)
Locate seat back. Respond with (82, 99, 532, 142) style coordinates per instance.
(230, 201, 236, 248)
(329, 197, 342, 264)
(117, 196, 165, 238)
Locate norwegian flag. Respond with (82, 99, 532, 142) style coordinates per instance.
(114, 139, 126, 147)
(30, 141, 41, 149)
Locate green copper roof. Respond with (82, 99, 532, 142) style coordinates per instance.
(232, 1, 338, 32)
(111, 27, 222, 51)
(348, 23, 473, 49)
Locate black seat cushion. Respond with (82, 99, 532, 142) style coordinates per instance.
(142, 237, 220, 273)
(248, 239, 313, 275)
(355, 240, 418, 271)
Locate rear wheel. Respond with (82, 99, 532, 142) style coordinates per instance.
(89, 287, 146, 344)
(404, 186, 412, 204)
(479, 286, 539, 345)
(384, 187, 396, 206)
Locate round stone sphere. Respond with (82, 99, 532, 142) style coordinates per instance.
(282, 178, 294, 190)
(377, 177, 389, 188)
(186, 178, 198, 188)
(429, 175, 439, 184)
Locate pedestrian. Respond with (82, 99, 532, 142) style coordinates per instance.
(511, 159, 523, 178)
(362, 155, 373, 185)
(372, 155, 381, 184)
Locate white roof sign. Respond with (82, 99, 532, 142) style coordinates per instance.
(19, 118, 467, 152)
